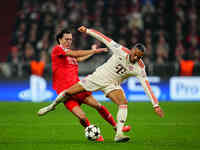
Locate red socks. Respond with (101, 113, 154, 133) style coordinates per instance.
(98, 105, 117, 127)
(80, 118, 90, 128)
(79, 105, 117, 128)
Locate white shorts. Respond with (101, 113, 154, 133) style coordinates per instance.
(79, 77, 123, 96)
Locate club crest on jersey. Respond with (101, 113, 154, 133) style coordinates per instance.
(129, 65, 134, 71)
(118, 57, 122, 60)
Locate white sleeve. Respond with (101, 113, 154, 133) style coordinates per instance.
(136, 69, 159, 107)
(87, 29, 130, 55)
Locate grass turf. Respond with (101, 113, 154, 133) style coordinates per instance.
(0, 101, 200, 150)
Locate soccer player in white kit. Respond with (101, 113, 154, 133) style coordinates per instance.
(39, 26, 164, 142)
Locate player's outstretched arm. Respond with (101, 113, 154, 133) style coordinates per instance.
(65, 48, 107, 57)
(137, 75, 164, 118)
(76, 48, 108, 62)
(78, 26, 113, 49)
(76, 44, 108, 62)
(78, 26, 131, 55)
(76, 54, 93, 62)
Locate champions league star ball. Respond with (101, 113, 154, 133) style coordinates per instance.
(85, 125, 101, 140)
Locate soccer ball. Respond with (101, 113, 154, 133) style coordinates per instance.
(85, 125, 101, 140)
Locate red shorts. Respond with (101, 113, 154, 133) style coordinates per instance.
(63, 91, 92, 111)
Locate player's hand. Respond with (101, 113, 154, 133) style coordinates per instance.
(78, 26, 87, 33)
(95, 48, 108, 53)
(154, 106, 164, 118)
(91, 44, 108, 53)
(91, 44, 97, 50)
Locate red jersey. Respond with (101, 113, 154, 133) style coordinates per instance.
(51, 45, 79, 94)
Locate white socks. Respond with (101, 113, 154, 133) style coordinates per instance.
(116, 104, 128, 136)
(51, 90, 67, 108)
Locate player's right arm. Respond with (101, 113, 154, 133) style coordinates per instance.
(78, 26, 130, 55)
(136, 68, 164, 118)
(76, 54, 93, 62)
(65, 48, 107, 57)
(53, 46, 107, 58)
(76, 48, 108, 62)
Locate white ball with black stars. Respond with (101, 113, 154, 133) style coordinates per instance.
(85, 125, 101, 140)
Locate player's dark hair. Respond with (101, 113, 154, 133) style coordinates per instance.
(56, 29, 71, 44)
(133, 43, 146, 53)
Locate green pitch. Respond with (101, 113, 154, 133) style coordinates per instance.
(0, 102, 200, 150)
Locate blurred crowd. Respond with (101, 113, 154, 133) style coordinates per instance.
(4, 0, 200, 77)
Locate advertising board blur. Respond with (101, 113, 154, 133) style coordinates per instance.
(170, 77, 200, 101)
(0, 76, 199, 102)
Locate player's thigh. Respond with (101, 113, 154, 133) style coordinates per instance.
(64, 100, 85, 119)
(64, 83, 86, 95)
(79, 77, 101, 92)
(83, 95, 101, 109)
(107, 89, 128, 105)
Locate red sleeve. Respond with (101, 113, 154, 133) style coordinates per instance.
(53, 46, 66, 57)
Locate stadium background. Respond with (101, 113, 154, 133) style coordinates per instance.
(0, 0, 200, 150)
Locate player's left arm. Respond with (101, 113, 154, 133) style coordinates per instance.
(136, 69, 164, 118)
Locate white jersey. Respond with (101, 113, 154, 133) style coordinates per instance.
(84, 29, 159, 107)
(90, 41, 145, 85)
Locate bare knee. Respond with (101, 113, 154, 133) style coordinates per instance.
(122, 100, 128, 105)
(108, 95, 128, 105)
(95, 103, 102, 110)
(107, 89, 128, 105)
(116, 99, 128, 105)
(62, 90, 72, 98)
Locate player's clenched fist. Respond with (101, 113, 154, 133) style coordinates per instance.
(78, 26, 87, 33)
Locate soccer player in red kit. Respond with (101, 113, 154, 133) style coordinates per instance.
(38, 29, 130, 141)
